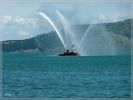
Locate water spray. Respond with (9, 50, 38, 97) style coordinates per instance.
(77, 24, 93, 51)
(39, 12, 67, 49)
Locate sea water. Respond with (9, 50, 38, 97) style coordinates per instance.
(2, 52, 131, 98)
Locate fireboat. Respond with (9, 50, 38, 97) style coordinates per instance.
(59, 45, 79, 56)
(59, 50, 79, 56)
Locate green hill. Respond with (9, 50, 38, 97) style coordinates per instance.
(2, 19, 132, 54)
(105, 19, 131, 38)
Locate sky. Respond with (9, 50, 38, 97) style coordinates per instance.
(0, 0, 132, 40)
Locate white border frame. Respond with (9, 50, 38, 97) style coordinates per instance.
(0, 0, 132, 100)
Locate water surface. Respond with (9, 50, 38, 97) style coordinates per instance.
(2, 52, 131, 98)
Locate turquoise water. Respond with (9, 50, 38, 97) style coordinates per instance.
(2, 52, 131, 98)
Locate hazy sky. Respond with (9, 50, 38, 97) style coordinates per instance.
(0, 0, 131, 40)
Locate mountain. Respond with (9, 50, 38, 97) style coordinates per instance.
(2, 19, 132, 55)
(2, 31, 65, 53)
(105, 19, 131, 38)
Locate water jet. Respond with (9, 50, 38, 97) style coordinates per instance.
(39, 11, 116, 56)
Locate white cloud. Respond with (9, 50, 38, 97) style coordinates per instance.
(0, 16, 12, 38)
(13, 16, 38, 27)
(0, 16, 12, 24)
(18, 31, 29, 36)
(14, 16, 25, 24)
(0, 15, 38, 28)
(0, 15, 42, 40)
(94, 12, 130, 24)
(98, 14, 107, 21)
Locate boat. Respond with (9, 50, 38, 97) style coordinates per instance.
(59, 50, 79, 56)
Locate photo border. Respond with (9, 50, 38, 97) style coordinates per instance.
(0, 0, 132, 100)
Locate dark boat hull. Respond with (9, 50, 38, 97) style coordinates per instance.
(59, 52, 79, 56)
